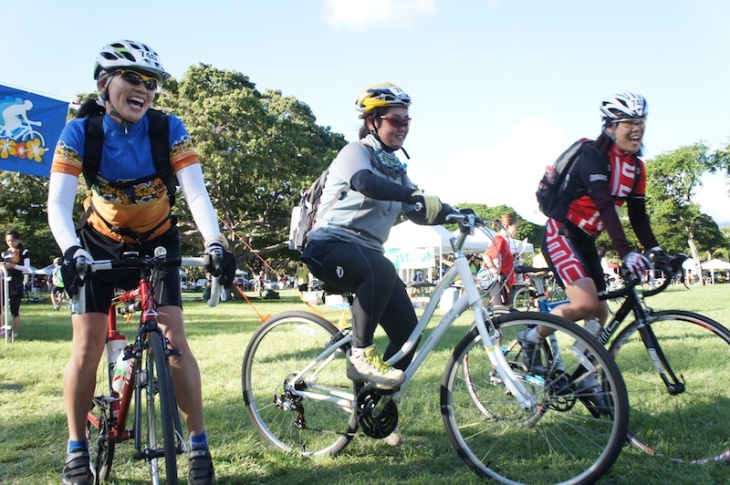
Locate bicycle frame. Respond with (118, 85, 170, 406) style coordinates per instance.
(289, 216, 535, 410)
(524, 265, 687, 397)
(86, 272, 175, 451)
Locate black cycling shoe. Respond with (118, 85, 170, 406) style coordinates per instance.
(576, 374, 611, 417)
(61, 450, 93, 485)
(188, 449, 216, 485)
(517, 329, 545, 374)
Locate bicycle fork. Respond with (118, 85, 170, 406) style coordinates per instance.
(635, 315, 685, 395)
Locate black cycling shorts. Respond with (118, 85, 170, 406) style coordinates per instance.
(78, 225, 183, 313)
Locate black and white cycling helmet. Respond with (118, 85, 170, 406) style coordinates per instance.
(93, 40, 170, 82)
(600, 92, 648, 122)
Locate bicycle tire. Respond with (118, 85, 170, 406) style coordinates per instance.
(609, 309, 730, 464)
(242, 310, 358, 456)
(87, 349, 116, 483)
(511, 286, 535, 311)
(145, 331, 179, 483)
(442, 312, 629, 484)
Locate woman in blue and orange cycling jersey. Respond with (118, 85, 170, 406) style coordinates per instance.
(521, 92, 665, 351)
(48, 40, 233, 485)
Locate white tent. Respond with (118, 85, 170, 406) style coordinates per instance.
(385, 221, 454, 252)
(701, 258, 730, 283)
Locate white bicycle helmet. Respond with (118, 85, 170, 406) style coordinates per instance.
(600, 92, 648, 122)
(356, 83, 411, 113)
(93, 40, 170, 82)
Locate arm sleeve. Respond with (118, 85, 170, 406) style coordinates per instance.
(628, 197, 659, 250)
(588, 183, 634, 257)
(47, 172, 82, 253)
(350, 169, 414, 201)
(176, 163, 223, 245)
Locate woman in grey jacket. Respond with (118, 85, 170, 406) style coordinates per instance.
(302, 83, 451, 394)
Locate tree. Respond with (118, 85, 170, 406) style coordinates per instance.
(152, 64, 347, 272)
(645, 144, 727, 282)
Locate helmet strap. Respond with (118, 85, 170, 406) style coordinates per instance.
(369, 117, 409, 158)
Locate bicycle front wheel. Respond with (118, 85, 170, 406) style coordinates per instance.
(87, 354, 115, 484)
(610, 310, 730, 463)
(442, 312, 629, 484)
(143, 331, 180, 483)
(242, 311, 358, 456)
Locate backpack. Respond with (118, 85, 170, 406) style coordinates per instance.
(83, 108, 178, 206)
(288, 145, 377, 252)
(535, 138, 591, 220)
(288, 168, 346, 252)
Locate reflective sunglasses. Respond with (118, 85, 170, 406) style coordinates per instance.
(379, 116, 412, 129)
(118, 70, 160, 91)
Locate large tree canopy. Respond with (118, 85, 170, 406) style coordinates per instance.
(154, 65, 346, 268)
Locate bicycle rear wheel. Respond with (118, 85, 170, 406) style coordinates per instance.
(511, 286, 535, 311)
(610, 310, 730, 463)
(87, 355, 115, 484)
(143, 331, 180, 483)
(442, 312, 629, 484)
(242, 311, 358, 456)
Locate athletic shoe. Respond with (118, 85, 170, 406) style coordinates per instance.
(576, 373, 610, 416)
(188, 449, 216, 484)
(61, 450, 93, 485)
(346, 345, 404, 390)
(383, 426, 402, 447)
(517, 329, 545, 374)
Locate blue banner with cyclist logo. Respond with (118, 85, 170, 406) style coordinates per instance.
(0, 84, 69, 177)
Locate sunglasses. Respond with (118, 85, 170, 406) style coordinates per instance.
(118, 70, 160, 91)
(616, 118, 646, 128)
(379, 116, 412, 129)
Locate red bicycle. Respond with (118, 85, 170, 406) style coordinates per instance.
(78, 247, 222, 484)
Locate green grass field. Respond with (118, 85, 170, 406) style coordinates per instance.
(1, 284, 728, 484)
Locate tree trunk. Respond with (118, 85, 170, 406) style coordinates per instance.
(687, 234, 704, 286)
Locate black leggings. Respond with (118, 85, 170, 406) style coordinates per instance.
(306, 243, 418, 370)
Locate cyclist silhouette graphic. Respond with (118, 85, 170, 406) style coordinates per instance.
(0, 97, 44, 143)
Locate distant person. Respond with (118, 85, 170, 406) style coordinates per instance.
(482, 214, 518, 307)
(0, 230, 31, 339)
(51, 257, 66, 311)
(295, 262, 309, 293)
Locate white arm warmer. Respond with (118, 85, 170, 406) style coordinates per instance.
(47, 172, 82, 253)
(176, 164, 222, 245)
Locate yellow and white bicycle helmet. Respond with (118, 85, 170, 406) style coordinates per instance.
(93, 39, 170, 82)
(355, 83, 411, 113)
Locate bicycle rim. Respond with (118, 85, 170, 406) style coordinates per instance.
(87, 346, 115, 483)
(511, 286, 534, 311)
(442, 312, 629, 484)
(610, 310, 730, 464)
(145, 331, 180, 483)
(242, 311, 358, 456)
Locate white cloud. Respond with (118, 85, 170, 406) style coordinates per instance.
(417, 116, 566, 224)
(322, 0, 437, 31)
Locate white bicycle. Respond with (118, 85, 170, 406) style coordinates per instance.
(241, 212, 629, 484)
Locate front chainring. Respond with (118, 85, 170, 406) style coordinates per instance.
(355, 387, 398, 439)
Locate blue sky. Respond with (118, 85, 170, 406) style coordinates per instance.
(3, 0, 729, 225)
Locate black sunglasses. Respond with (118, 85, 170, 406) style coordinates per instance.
(118, 70, 160, 91)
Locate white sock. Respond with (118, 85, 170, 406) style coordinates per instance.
(525, 328, 543, 343)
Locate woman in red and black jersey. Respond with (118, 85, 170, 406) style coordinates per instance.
(525, 93, 665, 348)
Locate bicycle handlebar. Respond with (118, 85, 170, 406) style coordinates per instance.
(72, 247, 224, 314)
